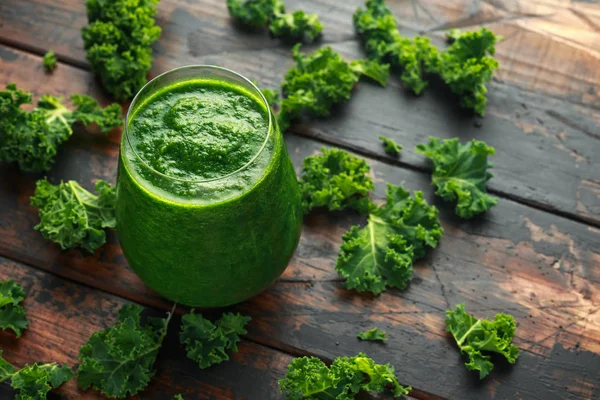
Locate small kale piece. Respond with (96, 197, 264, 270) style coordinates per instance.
(173, 395, 184, 400)
(416, 137, 497, 218)
(82, 0, 161, 100)
(279, 352, 410, 399)
(354, 0, 439, 94)
(30, 179, 117, 253)
(227, 0, 322, 43)
(0, 84, 122, 172)
(437, 28, 501, 115)
(0, 280, 29, 338)
(77, 304, 173, 398)
(379, 135, 402, 155)
(180, 311, 251, 369)
(300, 148, 375, 214)
(446, 304, 519, 379)
(0, 351, 73, 400)
(42, 51, 57, 72)
(278, 44, 388, 131)
(357, 327, 387, 342)
(269, 10, 323, 42)
(445, 28, 462, 43)
(336, 184, 442, 295)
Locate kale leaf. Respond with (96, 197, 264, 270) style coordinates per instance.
(82, 0, 161, 100)
(0, 351, 73, 400)
(77, 304, 173, 398)
(227, 0, 323, 42)
(180, 311, 251, 369)
(416, 137, 497, 218)
(336, 184, 442, 295)
(354, 1, 500, 113)
(446, 303, 519, 379)
(279, 352, 410, 399)
(42, 51, 57, 72)
(357, 327, 387, 342)
(438, 28, 501, 115)
(30, 179, 117, 253)
(0, 84, 122, 172)
(278, 44, 388, 131)
(354, 0, 439, 94)
(0, 280, 29, 338)
(173, 395, 184, 400)
(379, 135, 402, 155)
(300, 148, 375, 214)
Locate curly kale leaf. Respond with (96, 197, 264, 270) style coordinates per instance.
(357, 327, 387, 342)
(279, 352, 410, 399)
(379, 135, 402, 155)
(446, 304, 519, 379)
(0, 84, 122, 172)
(173, 395, 184, 400)
(227, 0, 322, 42)
(30, 179, 117, 253)
(77, 304, 173, 398)
(0, 351, 73, 400)
(180, 311, 251, 369)
(336, 184, 442, 295)
(416, 137, 497, 218)
(438, 28, 501, 115)
(270, 10, 323, 42)
(300, 148, 374, 214)
(278, 44, 388, 131)
(82, 0, 161, 100)
(353, 0, 439, 94)
(0, 280, 29, 338)
(42, 51, 57, 72)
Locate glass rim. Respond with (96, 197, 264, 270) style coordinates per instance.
(124, 65, 274, 184)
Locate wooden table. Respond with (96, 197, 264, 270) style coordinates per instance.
(0, 0, 599, 399)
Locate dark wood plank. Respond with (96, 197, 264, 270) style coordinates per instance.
(0, 256, 293, 400)
(1, 41, 598, 228)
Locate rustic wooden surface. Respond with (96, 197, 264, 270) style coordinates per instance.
(0, 0, 599, 399)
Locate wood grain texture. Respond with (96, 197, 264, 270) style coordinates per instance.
(0, 256, 292, 399)
(1, 37, 599, 227)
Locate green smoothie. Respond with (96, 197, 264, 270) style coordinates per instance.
(116, 66, 302, 307)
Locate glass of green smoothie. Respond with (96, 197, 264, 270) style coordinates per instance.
(116, 66, 303, 307)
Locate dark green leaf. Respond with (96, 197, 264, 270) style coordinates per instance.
(379, 135, 402, 155)
(77, 304, 173, 398)
(299, 148, 374, 214)
(180, 311, 251, 369)
(416, 137, 497, 218)
(42, 51, 57, 72)
(0, 280, 28, 338)
(445, 304, 519, 379)
(31, 179, 117, 252)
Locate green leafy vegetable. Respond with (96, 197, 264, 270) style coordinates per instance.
(0, 84, 122, 172)
(445, 28, 462, 43)
(336, 184, 442, 295)
(42, 51, 57, 72)
(0, 351, 74, 400)
(357, 327, 387, 342)
(437, 28, 501, 115)
(300, 148, 375, 214)
(278, 44, 388, 131)
(354, 0, 439, 94)
(82, 0, 161, 100)
(445, 303, 519, 379)
(227, 0, 323, 42)
(354, 1, 500, 113)
(31, 179, 117, 253)
(379, 135, 402, 155)
(180, 311, 251, 369)
(279, 352, 410, 399)
(0, 280, 29, 338)
(415, 137, 497, 218)
(77, 304, 173, 398)
(173, 395, 184, 400)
